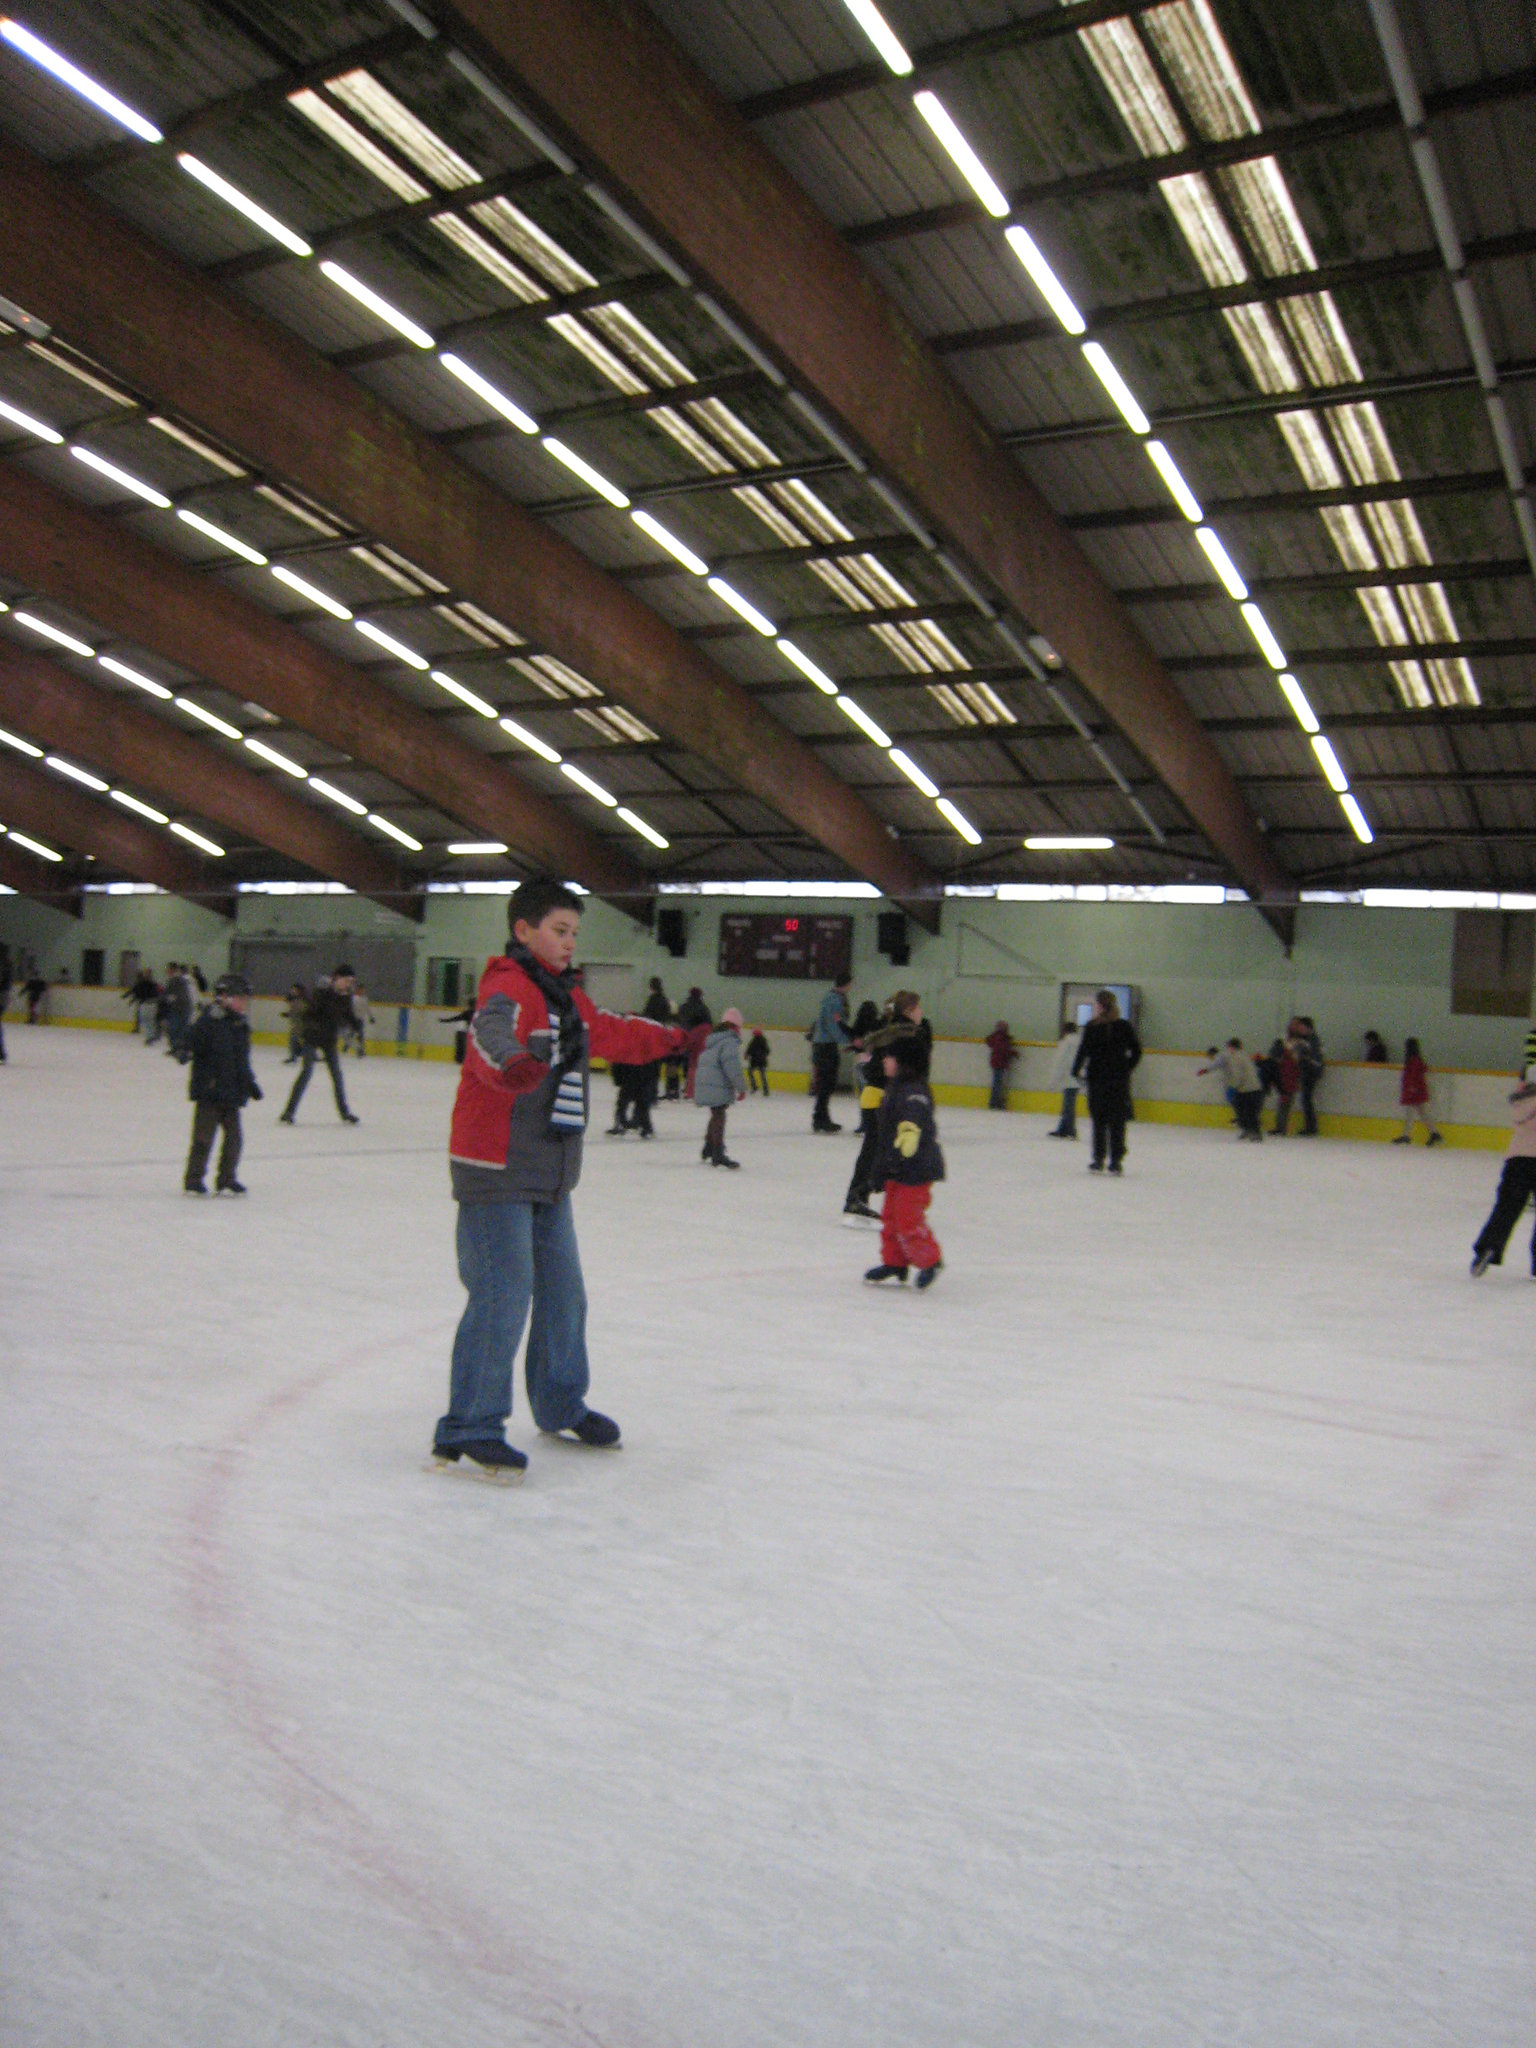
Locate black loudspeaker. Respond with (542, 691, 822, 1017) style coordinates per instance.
(657, 906, 687, 958)
(876, 910, 909, 966)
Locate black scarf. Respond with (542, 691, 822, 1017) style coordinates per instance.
(509, 941, 585, 1131)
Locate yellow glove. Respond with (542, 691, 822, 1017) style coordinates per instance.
(894, 1118, 922, 1158)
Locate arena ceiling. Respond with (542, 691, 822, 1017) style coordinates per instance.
(0, 0, 1530, 926)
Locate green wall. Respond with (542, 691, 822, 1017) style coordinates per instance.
(1, 887, 1526, 1071)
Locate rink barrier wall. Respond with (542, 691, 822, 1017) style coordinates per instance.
(5, 991, 1517, 1148)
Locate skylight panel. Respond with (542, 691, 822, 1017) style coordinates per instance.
(1221, 157, 1320, 277)
(545, 312, 649, 395)
(806, 558, 877, 612)
(510, 654, 602, 700)
(452, 600, 522, 645)
(1276, 291, 1361, 386)
(686, 399, 779, 470)
(769, 479, 854, 544)
(24, 342, 133, 405)
(348, 544, 428, 594)
(952, 681, 1015, 726)
(1076, 19, 1187, 156)
(254, 484, 341, 536)
(1220, 303, 1302, 393)
(324, 69, 481, 189)
(652, 407, 737, 474)
(585, 303, 695, 387)
(1140, 0, 1262, 143)
(287, 89, 430, 202)
(469, 199, 596, 293)
(925, 682, 975, 723)
(574, 703, 658, 744)
(731, 484, 803, 544)
(431, 214, 548, 302)
(1158, 174, 1249, 287)
(148, 415, 245, 475)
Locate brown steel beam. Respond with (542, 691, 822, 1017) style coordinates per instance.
(0, 753, 231, 911)
(0, 649, 418, 918)
(0, 833, 81, 914)
(0, 143, 937, 923)
(454, 1, 1293, 920)
(0, 462, 653, 908)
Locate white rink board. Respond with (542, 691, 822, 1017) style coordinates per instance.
(2, 1027, 1532, 2048)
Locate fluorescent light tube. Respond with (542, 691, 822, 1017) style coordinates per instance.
(1195, 526, 1248, 600)
(1339, 793, 1374, 844)
(0, 19, 162, 141)
(499, 716, 562, 763)
(541, 437, 630, 507)
(177, 154, 312, 256)
(706, 575, 776, 636)
(446, 841, 508, 855)
(1080, 343, 1150, 434)
(243, 736, 307, 777)
(935, 796, 982, 845)
(307, 776, 367, 816)
(69, 446, 172, 506)
(1277, 673, 1319, 734)
(353, 617, 429, 669)
(617, 806, 668, 848)
(7, 828, 61, 860)
(0, 724, 43, 755)
(777, 638, 839, 694)
(839, 0, 913, 74)
(0, 394, 63, 443)
(270, 565, 353, 619)
(1240, 601, 1288, 669)
(368, 812, 423, 850)
(888, 748, 940, 798)
(98, 656, 172, 699)
(110, 789, 169, 824)
(46, 755, 108, 791)
(177, 508, 268, 564)
(438, 353, 539, 433)
(1145, 440, 1202, 521)
(175, 697, 243, 740)
(913, 92, 1010, 218)
(14, 611, 94, 656)
(835, 694, 892, 747)
(319, 261, 434, 348)
(560, 761, 619, 807)
(631, 508, 708, 575)
(1310, 734, 1349, 793)
(1003, 224, 1085, 334)
(1025, 835, 1115, 850)
(170, 821, 226, 856)
(431, 669, 498, 718)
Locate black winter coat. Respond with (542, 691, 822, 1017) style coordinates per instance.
(187, 1004, 261, 1108)
(1072, 1016, 1142, 1100)
(301, 985, 353, 1051)
(875, 1075, 946, 1186)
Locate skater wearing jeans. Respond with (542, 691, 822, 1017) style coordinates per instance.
(864, 1030, 945, 1291)
(1471, 1081, 1536, 1276)
(432, 881, 682, 1481)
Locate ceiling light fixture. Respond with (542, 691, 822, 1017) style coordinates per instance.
(1080, 343, 1150, 435)
(177, 154, 313, 257)
(175, 697, 242, 740)
(368, 813, 423, 851)
(706, 576, 776, 636)
(888, 748, 940, 799)
(835, 694, 892, 748)
(243, 736, 307, 777)
(1025, 835, 1115, 850)
(1194, 526, 1248, 601)
(913, 92, 1010, 218)
(1339, 793, 1374, 844)
(70, 446, 171, 506)
(617, 806, 668, 849)
(776, 637, 839, 695)
(540, 437, 630, 508)
(110, 789, 169, 824)
(14, 611, 94, 656)
(353, 617, 430, 670)
(98, 656, 173, 700)
(838, 0, 913, 74)
(438, 352, 539, 433)
(319, 261, 434, 348)
(431, 669, 498, 718)
(1276, 673, 1320, 734)
(169, 821, 225, 856)
(270, 565, 353, 619)
(1240, 601, 1288, 669)
(7, 828, 61, 860)
(1145, 440, 1202, 522)
(0, 725, 42, 757)
(446, 840, 508, 856)
(560, 761, 619, 807)
(176, 508, 269, 564)
(0, 18, 162, 141)
(935, 796, 982, 846)
(0, 394, 63, 444)
(1003, 224, 1085, 334)
(499, 715, 562, 764)
(1310, 734, 1350, 794)
(307, 776, 367, 816)
(630, 508, 708, 575)
(45, 754, 107, 791)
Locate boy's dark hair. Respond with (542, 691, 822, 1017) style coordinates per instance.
(834, 972, 852, 989)
(508, 879, 583, 932)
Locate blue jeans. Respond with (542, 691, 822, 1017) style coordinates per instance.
(436, 1198, 590, 1446)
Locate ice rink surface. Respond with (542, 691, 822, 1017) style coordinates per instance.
(2, 1025, 1533, 2047)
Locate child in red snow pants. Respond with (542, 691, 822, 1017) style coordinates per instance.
(881, 1180, 942, 1272)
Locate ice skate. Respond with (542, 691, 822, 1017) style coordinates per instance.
(842, 1198, 879, 1228)
(863, 1263, 909, 1285)
(1471, 1249, 1493, 1277)
(429, 1439, 528, 1483)
(215, 1179, 247, 1195)
(542, 1410, 622, 1449)
(914, 1262, 943, 1291)
(183, 1179, 206, 1195)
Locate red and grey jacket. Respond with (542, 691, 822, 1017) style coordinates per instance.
(448, 955, 680, 1205)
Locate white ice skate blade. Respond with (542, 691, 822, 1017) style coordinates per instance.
(840, 1212, 880, 1229)
(426, 1453, 525, 1485)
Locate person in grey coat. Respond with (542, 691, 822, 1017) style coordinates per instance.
(694, 1007, 748, 1168)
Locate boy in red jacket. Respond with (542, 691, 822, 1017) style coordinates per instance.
(431, 881, 682, 1482)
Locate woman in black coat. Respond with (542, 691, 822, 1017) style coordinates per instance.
(1072, 989, 1142, 1174)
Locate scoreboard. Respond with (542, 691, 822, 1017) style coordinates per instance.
(717, 912, 854, 981)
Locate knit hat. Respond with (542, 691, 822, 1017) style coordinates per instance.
(214, 972, 251, 997)
(720, 1006, 744, 1028)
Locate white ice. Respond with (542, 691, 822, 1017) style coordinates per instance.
(2, 1027, 1532, 2047)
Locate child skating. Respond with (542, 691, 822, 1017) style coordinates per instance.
(863, 1030, 945, 1292)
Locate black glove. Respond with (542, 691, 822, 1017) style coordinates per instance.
(249, 1082, 263, 1101)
